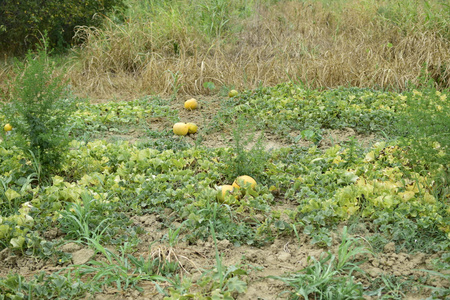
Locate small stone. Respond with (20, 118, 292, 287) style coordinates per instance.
(277, 252, 291, 262)
(266, 255, 277, 264)
(383, 242, 396, 253)
(61, 242, 82, 253)
(217, 239, 231, 250)
(72, 248, 95, 265)
(367, 267, 384, 278)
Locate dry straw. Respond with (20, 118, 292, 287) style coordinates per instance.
(2, 0, 450, 100)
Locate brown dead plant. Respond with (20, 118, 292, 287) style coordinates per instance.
(150, 244, 201, 276)
(4, 0, 449, 100)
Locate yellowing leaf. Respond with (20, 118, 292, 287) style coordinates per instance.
(423, 192, 436, 204)
(382, 195, 397, 208)
(364, 151, 375, 162)
(332, 156, 345, 164)
(16, 214, 33, 226)
(347, 205, 360, 216)
(53, 175, 65, 186)
(399, 191, 415, 202)
(10, 236, 25, 248)
(383, 180, 400, 191)
(5, 189, 21, 201)
(406, 183, 420, 193)
(0, 224, 10, 239)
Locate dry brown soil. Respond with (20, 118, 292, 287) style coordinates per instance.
(0, 206, 447, 299)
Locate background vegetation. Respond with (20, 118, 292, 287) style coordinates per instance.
(0, 0, 125, 54)
(1, 0, 449, 99)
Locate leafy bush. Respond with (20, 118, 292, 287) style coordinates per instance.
(391, 88, 449, 173)
(2, 44, 77, 181)
(0, 0, 126, 54)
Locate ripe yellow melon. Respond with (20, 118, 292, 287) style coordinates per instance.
(3, 124, 12, 131)
(216, 185, 236, 202)
(173, 122, 189, 136)
(232, 175, 257, 190)
(228, 90, 238, 97)
(3, 124, 12, 132)
(187, 123, 198, 134)
(184, 98, 198, 110)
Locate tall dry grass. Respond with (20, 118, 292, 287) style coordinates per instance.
(3, 0, 450, 100)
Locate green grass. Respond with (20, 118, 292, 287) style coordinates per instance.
(270, 227, 369, 299)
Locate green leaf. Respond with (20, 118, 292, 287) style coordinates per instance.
(225, 276, 247, 293)
(203, 82, 216, 90)
(211, 289, 224, 300)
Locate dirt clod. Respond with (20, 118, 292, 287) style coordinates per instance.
(72, 248, 95, 265)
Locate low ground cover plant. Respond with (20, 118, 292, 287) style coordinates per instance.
(0, 79, 449, 298)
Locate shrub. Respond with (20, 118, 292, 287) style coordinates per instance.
(2, 42, 77, 181)
(0, 0, 126, 54)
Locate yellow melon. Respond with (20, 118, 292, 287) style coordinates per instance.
(187, 123, 198, 134)
(173, 122, 189, 136)
(216, 185, 236, 202)
(228, 90, 238, 97)
(4, 124, 12, 132)
(232, 175, 257, 189)
(184, 98, 198, 110)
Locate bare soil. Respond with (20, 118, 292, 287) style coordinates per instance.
(1, 205, 447, 299)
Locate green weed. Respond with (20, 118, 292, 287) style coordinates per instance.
(58, 192, 137, 246)
(271, 226, 369, 299)
(165, 217, 248, 299)
(222, 115, 269, 181)
(59, 193, 113, 242)
(365, 274, 416, 300)
(72, 239, 171, 293)
(163, 222, 185, 247)
(2, 40, 77, 181)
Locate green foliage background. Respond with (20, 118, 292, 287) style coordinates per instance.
(0, 0, 125, 54)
